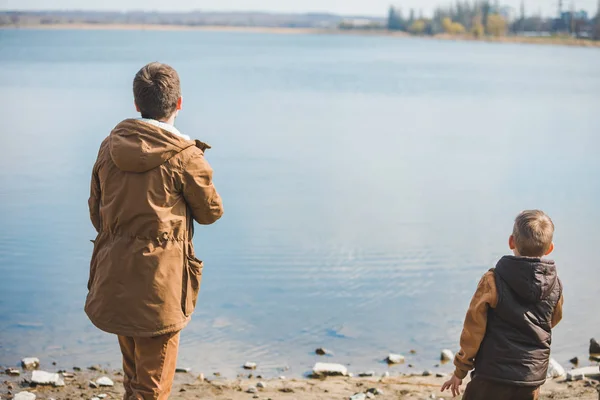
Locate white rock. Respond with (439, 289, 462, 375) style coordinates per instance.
(247, 386, 257, 393)
(312, 362, 348, 377)
(14, 393, 36, 400)
(198, 373, 205, 381)
(31, 370, 60, 385)
(381, 371, 390, 378)
(98, 395, 108, 399)
(386, 354, 405, 364)
(441, 349, 454, 362)
(175, 367, 191, 373)
(89, 381, 99, 388)
(243, 362, 257, 370)
(6, 368, 21, 376)
(567, 366, 600, 381)
(96, 377, 114, 387)
(279, 376, 286, 380)
(54, 378, 65, 387)
(21, 358, 40, 369)
(91, 397, 101, 400)
(348, 372, 354, 378)
(366, 393, 375, 399)
(546, 358, 566, 379)
(257, 382, 266, 388)
(350, 394, 366, 400)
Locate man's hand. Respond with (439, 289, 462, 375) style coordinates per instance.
(441, 374, 463, 398)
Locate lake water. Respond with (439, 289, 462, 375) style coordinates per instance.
(0, 29, 599, 378)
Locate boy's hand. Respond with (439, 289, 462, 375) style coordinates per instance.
(441, 374, 463, 398)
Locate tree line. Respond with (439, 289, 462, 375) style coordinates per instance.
(385, 1, 600, 39)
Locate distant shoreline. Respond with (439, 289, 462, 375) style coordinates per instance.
(3, 23, 600, 48)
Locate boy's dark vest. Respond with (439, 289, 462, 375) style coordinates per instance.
(474, 256, 562, 387)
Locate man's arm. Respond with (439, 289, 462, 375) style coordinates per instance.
(88, 164, 101, 233)
(453, 271, 498, 379)
(181, 150, 224, 225)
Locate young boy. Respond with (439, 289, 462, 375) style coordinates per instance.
(85, 62, 223, 400)
(442, 210, 564, 400)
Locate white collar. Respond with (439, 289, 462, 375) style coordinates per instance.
(138, 118, 191, 140)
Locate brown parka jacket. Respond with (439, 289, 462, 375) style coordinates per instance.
(85, 119, 223, 337)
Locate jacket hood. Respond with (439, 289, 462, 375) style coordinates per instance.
(495, 255, 558, 303)
(109, 119, 209, 173)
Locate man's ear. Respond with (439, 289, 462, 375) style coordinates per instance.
(509, 235, 516, 250)
(135, 102, 140, 112)
(176, 97, 183, 111)
(545, 242, 555, 256)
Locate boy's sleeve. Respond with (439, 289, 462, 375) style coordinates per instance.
(88, 164, 101, 233)
(453, 271, 498, 379)
(181, 151, 224, 225)
(551, 294, 564, 328)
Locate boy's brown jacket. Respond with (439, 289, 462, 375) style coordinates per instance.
(85, 119, 223, 337)
(454, 265, 564, 380)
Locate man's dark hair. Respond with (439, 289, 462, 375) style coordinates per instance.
(133, 62, 181, 120)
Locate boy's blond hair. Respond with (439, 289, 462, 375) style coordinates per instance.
(512, 210, 554, 257)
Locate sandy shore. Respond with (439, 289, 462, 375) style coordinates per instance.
(5, 23, 600, 48)
(2, 366, 599, 400)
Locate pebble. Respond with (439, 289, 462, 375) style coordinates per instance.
(569, 357, 579, 365)
(257, 382, 266, 388)
(386, 354, 405, 364)
(54, 378, 65, 387)
(6, 368, 20, 376)
(89, 381, 99, 389)
(91, 397, 101, 400)
(567, 366, 600, 381)
(175, 367, 191, 373)
(409, 349, 417, 354)
(547, 358, 565, 379)
(247, 386, 257, 394)
(440, 349, 454, 362)
(349, 393, 366, 400)
(31, 371, 60, 385)
(358, 371, 375, 377)
(73, 367, 82, 371)
(88, 365, 102, 371)
(62, 372, 76, 379)
(312, 362, 348, 377)
(14, 393, 36, 400)
(381, 371, 390, 378)
(367, 388, 384, 395)
(590, 338, 600, 354)
(366, 393, 375, 399)
(435, 373, 447, 378)
(243, 362, 257, 370)
(198, 373, 205, 381)
(21, 358, 40, 370)
(98, 395, 108, 399)
(315, 347, 332, 356)
(279, 376, 286, 380)
(422, 370, 432, 377)
(96, 377, 114, 387)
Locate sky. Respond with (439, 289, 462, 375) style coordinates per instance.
(0, 0, 598, 17)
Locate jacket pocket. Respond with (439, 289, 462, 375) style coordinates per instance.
(182, 256, 203, 317)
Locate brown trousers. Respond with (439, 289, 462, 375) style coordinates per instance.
(462, 377, 540, 400)
(118, 331, 180, 400)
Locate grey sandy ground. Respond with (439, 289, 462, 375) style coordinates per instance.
(2, 369, 599, 400)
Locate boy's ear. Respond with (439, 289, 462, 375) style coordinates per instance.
(509, 235, 516, 250)
(135, 102, 140, 112)
(176, 97, 183, 111)
(545, 242, 555, 256)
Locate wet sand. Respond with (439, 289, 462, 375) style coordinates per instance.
(2, 367, 598, 399)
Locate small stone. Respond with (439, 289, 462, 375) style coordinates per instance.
(348, 373, 354, 378)
(547, 358, 566, 379)
(312, 362, 348, 377)
(247, 386, 257, 394)
(6, 368, 20, 376)
(257, 382, 266, 388)
(430, 394, 436, 399)
(61, 372, 75, 379)
(73, 367, 82, 371)
(243, 362, 257, 370)
(567, 367, 600, 381)
(279, 376, 286, 380)
(88, 365, 102, 371)
(91, 397, 101, 400)
(440, 349, 454, 362)
(386, 354, 405, 364)
(367, 388, 384, 395)
(198, 373, 205, 381)
(256, 375, 263, 379)
(408, 364, 414, 368)
(14, 393, 36, 400)
(350, 393, 366, 400)
(21, 358, 40, 370)
(590, 338, 600, 355)
(213, 372, 221, 377)
(381, 371, 390, 378)
(89, 381, 99, 389)
(436, 373, 447, 378)
(423, 370, 432, 377)
(590, 354, 600, 362)
(315, 348, 332, 356)
(279, 388, 294, 393)
(96, 377, 114, 387)
(253, 396, 259, 399)
(31, 371, 60, 385)
(409, 349, 417, 354)
(175, 367, 191, 373)
(97, 395, 108, 399)
(569, 357, 579, 365)
(52, 362, 56, 366)
(54, 378, 65, 387)
(366, 393, 375, 399)
(358, 371, 375, 377)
